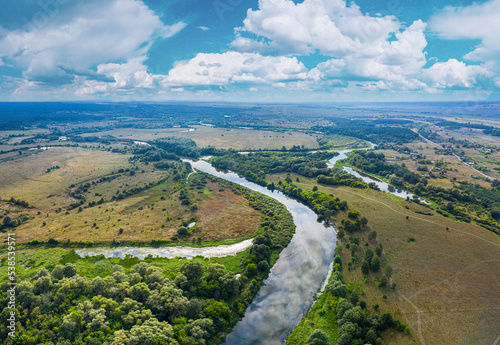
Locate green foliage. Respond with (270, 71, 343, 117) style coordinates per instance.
(370, 256, 381, 272)
(367, 230, 377, 241)
(306, 329, 330, 345)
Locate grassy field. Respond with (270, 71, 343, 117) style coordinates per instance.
(80, 126, 320, 150)
(271, 172, 500, 345)
(0, 147, 261, 245)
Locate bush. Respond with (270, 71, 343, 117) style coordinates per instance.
(378, 276, 388, 287)
(347, 210, 359, 219)
(177, 226, 189, 236)
(367, 230, 377, 240)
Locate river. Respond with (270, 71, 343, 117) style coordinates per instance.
(327, 143, 426, 202)
(185, 159, 337, 345)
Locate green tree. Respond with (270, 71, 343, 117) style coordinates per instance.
(370, 256, 381, 272)
(306, 329, 329, 345)
(62, 263, 78, 278)
(245, 263, 258, 277)
(361, 261, 370, 274)
(180, 261, 204, 282)
(326, 280, 347, 298)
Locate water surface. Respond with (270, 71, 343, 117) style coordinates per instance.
(184, 159, 337, 345)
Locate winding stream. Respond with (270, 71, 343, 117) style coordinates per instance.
(185, 160, 337, 345)
(327, 144, 426, 202)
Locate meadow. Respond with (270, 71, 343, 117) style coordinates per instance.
(269, 172, 500, 345)
(80, 126, 320, 150)
(0, 146, 261, 245)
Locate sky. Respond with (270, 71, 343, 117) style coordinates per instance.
(0, 0, 499, 102)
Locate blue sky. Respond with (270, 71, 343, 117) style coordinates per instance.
(0, 0, 499, 102)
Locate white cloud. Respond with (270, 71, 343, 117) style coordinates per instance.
(231, 0, 429, 89)
(428, 0, 500, 62)
(307, 20, 427, 90)
(422, 59, 491, 88)
(196, 26, 210, 31)
(232, 0, 400, 57)
(0, 0, 185, 84)
(75, 57, 157, 95)
(162, 52, 309, 86)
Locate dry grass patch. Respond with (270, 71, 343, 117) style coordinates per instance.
(196, 182, 261, 241)
(269, 173, 500, 345)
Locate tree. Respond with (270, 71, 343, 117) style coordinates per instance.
(351, 291, 359, 305)
(365, 328, 377, 344)
(204, 300, 230, 330)
(371, 256, 381, 272)
(360, 216, 368, 226)
(3, 215, 12, 227)
(245, 263, 257, 277)
(361, 261, 370, 274)
(205, 263, 226, 282)
(180, 261, 204, 282)
(51, 265, 64, 281)
(491, 209, 500, 220)
(306, 329, 329, 345)
(364, 248, 374, 262)
(147, 284, 189, 321)
(337, 334, 352, 345)
(326, 280, 347, 297)
(177, 226, 189, 236)
(127, 282, 150, 303)
(62, 263, 77, 278)
(187, 318, 213, 343)
(120, 318, 175, 345)
(375, 244, 383, 256)
(378, 275, 388, 287)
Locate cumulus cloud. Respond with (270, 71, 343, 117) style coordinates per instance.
(232, 0, 400, 57)
(162, 52, 309, 86)
(231, 0, 428, 89)
(428, 0, 500, 62)
(422, 59, 492, 88)
(0, 0, 185, 85)
(75, 57, 157, 95)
